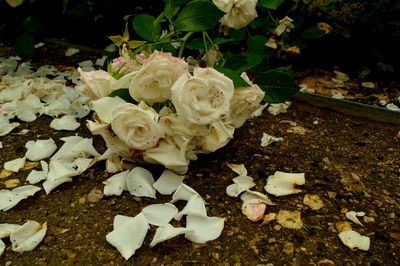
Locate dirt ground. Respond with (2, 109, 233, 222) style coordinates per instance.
(1, 97, 399, 265)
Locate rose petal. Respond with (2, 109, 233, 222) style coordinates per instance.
(240, 191, 275, 206)
(50, 115, 80, 131)
(126, 167, 156, 199)
(103, 170, 129, 196)
(276, 210, 303, 229)
(106, 213, 149, 260)
(1, 185, 41, 211)
(153, 169, 184, 195)
(174, 194, 207, 221)
(260, 133, 283, 147)
(51, 136, 99, 161)
(150, 224, 191, 248)
(242, 202, 266, 222)
(345, 211, 364, 227)
(338, 230, 370, 251)
(141, 203, 178, 226)
(171, 184, 203, 203)
(226, 176, 256, 197)
(4, 157, 26, 172)
(185, 215, 225, 244)
(226, 163, 248, 176)
(10, 221, 47, 252)
(0, 224, 21, 238)
(92, 96, 127, 124)
(25, 138, 57, 161)
(42, 160, 76, 194)
(264, 171, 305, 196)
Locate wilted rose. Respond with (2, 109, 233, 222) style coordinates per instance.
(171, 67, 234, 125)
(111, 102, 164, 150)
(228, 73, 265, 128)
(129, 51, 188, 104)
(213, 0, 258, 30)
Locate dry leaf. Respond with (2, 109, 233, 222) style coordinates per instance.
(276, 210, 303, 229)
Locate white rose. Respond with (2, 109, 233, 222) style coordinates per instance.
(201, 120, 235, 153)
(111, 102, 164, 150)
(213, 0, 258, 30)
(129, 51, 188, 104)
(77, 68, 136, 100)
(228, 73, 265, 128)
(171, 68, 234, 125)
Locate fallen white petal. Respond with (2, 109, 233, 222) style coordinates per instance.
(261, 132, 283, 147)
(126, 167, 156, 199)
(171, 184, 203, 203)
(240, 191, 275, 206)
(226, 176, 256, 197)
(43, 160, 76, 194)
(50, 115, 80, 131)
(153, 169, 184, 195)
(150, 224, 191, 247)
(65, 47, 80, 56)
(174, 194, 207, 221)
(72, 157, 96, 174)
(2, 185, 41, 211)
(103, 170, 129, 196)
(242, 202, 266, 222)
(113, 215, 134, 229)
(51, 136, 100, 161)
(141, 203, 178, 226)
(0, 224, 21, 238)
(264, 171, 305, 196)
(338, 230, 370, 251)
(106, 213, 149, 260)
(0, 190, 13, 211)
(0, 114, 20, 136)
(345, 211, 364, 227)
(185, 215, 225, 244)
(0, 239, 4, 256)
(268, 103, 290, 116)
(4, 157, 26, 172)
(386, 103, 400, 112)
(226, 163, 248, 176)
(25, 138, 57, 161)
(26, 161, 48, 185)
(10, 221, 47, 252)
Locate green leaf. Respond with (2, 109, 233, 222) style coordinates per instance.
(259, 0, 285, 9)
(164, 3, 180, 19)
(255, 70, 300, 103)
(163, 0, 190, 7)
(174, 0, 225, 32)
(222, 53, 262, 72)
(214, 37, 233, 45)
(215, 67, 251, 88)
(109, 88, 137, 103)
(300, 26, 326, 39)
(340, 28, 351, 39)
(246, 35, 273, 58)
(14, 32, 35, 57)
(378, 62, 394, 72)
(108, 35, 126, 47)
(132, 14, 161, 41)
(187, 38, 206, 50)
(23, 16, 43, 33)
(128, 40, 147, 49)
(229, 28, 246, 41)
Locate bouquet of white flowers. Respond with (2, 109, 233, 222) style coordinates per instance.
(78, 49, 265, 174)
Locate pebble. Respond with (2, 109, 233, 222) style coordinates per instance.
(363, 216, 375, 223)
(361, 82, 375, 88)
(86, 188, 103, 203)
(282, 242, 294, 255)
(274, 225, 282, 231)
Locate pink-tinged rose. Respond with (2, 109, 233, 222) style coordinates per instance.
(171, 68, 234, 125)
(213, 0, 258, 30)
(129, 51, 188, 104)
(242, 202, 266, 222)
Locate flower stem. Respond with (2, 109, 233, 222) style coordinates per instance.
(178, 32, 194, 58)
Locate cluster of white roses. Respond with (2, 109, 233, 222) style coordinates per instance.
(78, 50, 265, 174)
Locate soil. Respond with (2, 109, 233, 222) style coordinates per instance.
(1, 48, 400, 265)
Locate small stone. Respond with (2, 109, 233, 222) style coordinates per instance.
(86, 188, 103, 203)
(335, 221, 352, 233)
(277, 210, 303, 229)
(261, 213, 276, 225)
(274, 225, 282, 231)
(322, 157, 330, 165)
(361, 82, 375, 88)
(212, 252, 220, 260)
(390, 233, 400, 241)
(4, 178, 19, 188)
(389, 212, 396, 219)
(269, 237, 276, 243)
(78, 197, 86, 204)
(282, 242, 294, 255)
(317, 259, 335, 265)
(363, 216, 375, 223)
(327, 191, 336, 198)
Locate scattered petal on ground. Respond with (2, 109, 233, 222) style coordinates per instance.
(103, 170, 129, 196)
(265, 171, 305, 196)
(0, 224, 21, 238)
(43, 160, 76, 194)
(226, 175, 256, 197)
(0, 239, 4, 256)
(10, 221, 47, 252)
(268, 102, 291, 116)
(171, 184, 203, 203)
(126, 167, 156, 199)
(4, 157, 26, 173)
(26, 161, 48, 184)
(241, 202, 266, 222)
(150, 224, 191, 247)
(0, 185, 41, 211)
(141, 203, 178, 226)
(174, 194, 207, 221)
(286, 126, 307, 135)
(260, 133, 283, 147)
(153, 169, 183, 195)
(106, 213, 149, 260)
(25, 138, 57, 161)
(185, 215, 225, 244)
(303, 194, 324, 210)
(276, 210, 303, 229)
(261, 213, 276, 225)
(240, 191, 275, 206)
(226, 163, 248, 176)
(338, 230, 370, 251)
(345, 211, 365, 227)
(50, 115, 80, 131)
